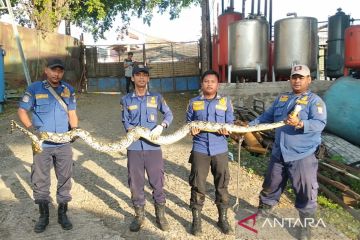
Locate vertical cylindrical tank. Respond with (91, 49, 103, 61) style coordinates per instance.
(228, 17, 269, 79)
(344, 25, 360, 69)
(218, 11, 242, 66)
(323, 76, 360, 146)
(274, 17, 318, 77)
(326, 9, 350, 78)
(0, 46, 5, 113)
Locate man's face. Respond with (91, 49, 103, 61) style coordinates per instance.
(45, 67, 64, 86)
(201, 74, 219, 96)
(132, 71, 149, 88)
(128, 54, 133, 59)
(290, 74, 311, 94)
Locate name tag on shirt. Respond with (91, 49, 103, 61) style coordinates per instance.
(279, 95, 289, 102)
(193, 101, 204, 111)
(35, 94, 48, 99)
(128, 105, 138, 110)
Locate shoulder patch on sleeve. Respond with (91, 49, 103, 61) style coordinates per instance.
(316, 102, 323, 114)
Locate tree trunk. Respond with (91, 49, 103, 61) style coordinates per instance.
(201, 0, 211, 74)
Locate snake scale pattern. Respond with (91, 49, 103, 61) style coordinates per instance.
(10, 120, 285, 154)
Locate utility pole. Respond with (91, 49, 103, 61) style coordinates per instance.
(201, 0, 211, 74)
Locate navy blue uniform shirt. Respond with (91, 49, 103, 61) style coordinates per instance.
(186, 94, 234, 156)
(19, 80, 76, 147)
(121, 91, 173, 150)
(250, 91, 327, 162)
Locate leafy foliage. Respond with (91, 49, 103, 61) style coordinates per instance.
(1, 0, 200, 40)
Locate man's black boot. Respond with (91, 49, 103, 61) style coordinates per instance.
(191, 208, 202, 236)
(257, 201, 274, 217)
(217, 205, 232, 234)
(298, 212, 315, 240)
(58, 203, 73, 230)
(34, 202, 49, 233)
(129, 206, 145, 232)
(155, 203, 169, 231)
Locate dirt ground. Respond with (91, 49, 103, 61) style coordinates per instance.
(0, 92, 351, 239)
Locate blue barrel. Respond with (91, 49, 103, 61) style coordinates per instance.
(0, 46, 5, 113)
(323, 76, 360, 145)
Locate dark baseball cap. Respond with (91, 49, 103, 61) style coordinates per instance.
(132, 64, 149, 76)
(47, 58, 65, 69)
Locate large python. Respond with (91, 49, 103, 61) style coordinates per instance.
(10, 120, 285, 154)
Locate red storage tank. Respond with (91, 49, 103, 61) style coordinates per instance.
(268, 41, 274, 81)
(218, 11, 242, 82)
(344, 25, 360, 69)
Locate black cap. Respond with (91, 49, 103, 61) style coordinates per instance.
(47, 58, 65, 69)
(132, 64, 149, 76)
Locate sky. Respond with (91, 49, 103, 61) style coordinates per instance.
(67, 0, 360, 45)
(2, 0, 360, 44)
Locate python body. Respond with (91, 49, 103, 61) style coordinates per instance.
(10, 120, 285, 154)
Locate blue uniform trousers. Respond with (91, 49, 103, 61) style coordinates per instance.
(31, 144, 73, 204)
(127, 150, 165, 206)
(189, 151, 230, 210)
(260, 154, 319, 214)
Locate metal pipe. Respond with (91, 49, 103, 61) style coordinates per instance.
(228, 65, 232, 83)
(242, 0, 246, 18)
(257, 0, 261, 15)
(269, 0, 273, 40)
(272, 65, 275, 82)
(0, 46, 5, 113)
(221, 0, 224, 14)
(230, 0, 234, 10)
(256, 64, 261, 82)
(264, 0, 267, 18)
(251, 0, 254, 15)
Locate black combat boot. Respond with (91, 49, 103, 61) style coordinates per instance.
(58, 203, 73, 230)
(298, 212, 315, 240)
(155, 203, 169, 231)
(257, 201, 274, 217)
(191, 208, 202, 236)
(34, 202, 49, 233)
(217, 205, 232, 234)
(129, 206, 145, 232)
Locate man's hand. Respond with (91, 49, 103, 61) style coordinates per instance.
(190, 127, 201, 136)
(27, 126, 42, 139)
(70, 127, 80, 143)
(217, 128, 230, 136)
(285, 115, 302, 128)
(150, 125, 164, 140)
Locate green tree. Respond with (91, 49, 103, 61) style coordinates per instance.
(1, 0, 200, 40)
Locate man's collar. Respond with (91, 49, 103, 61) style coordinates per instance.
(132, 91, 150, 97)
(200, 93, 221, 100)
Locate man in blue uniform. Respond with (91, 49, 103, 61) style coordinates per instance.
(18, 58, 79, 233)
(250, 64, 327, 240)
(186, 70, 234, 236)
(121, 64, 173, 232)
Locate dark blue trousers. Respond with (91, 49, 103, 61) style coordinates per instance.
(31, 144, 73, 204)
(260, 154, 319, 214)
(127, 150, 165, 206)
